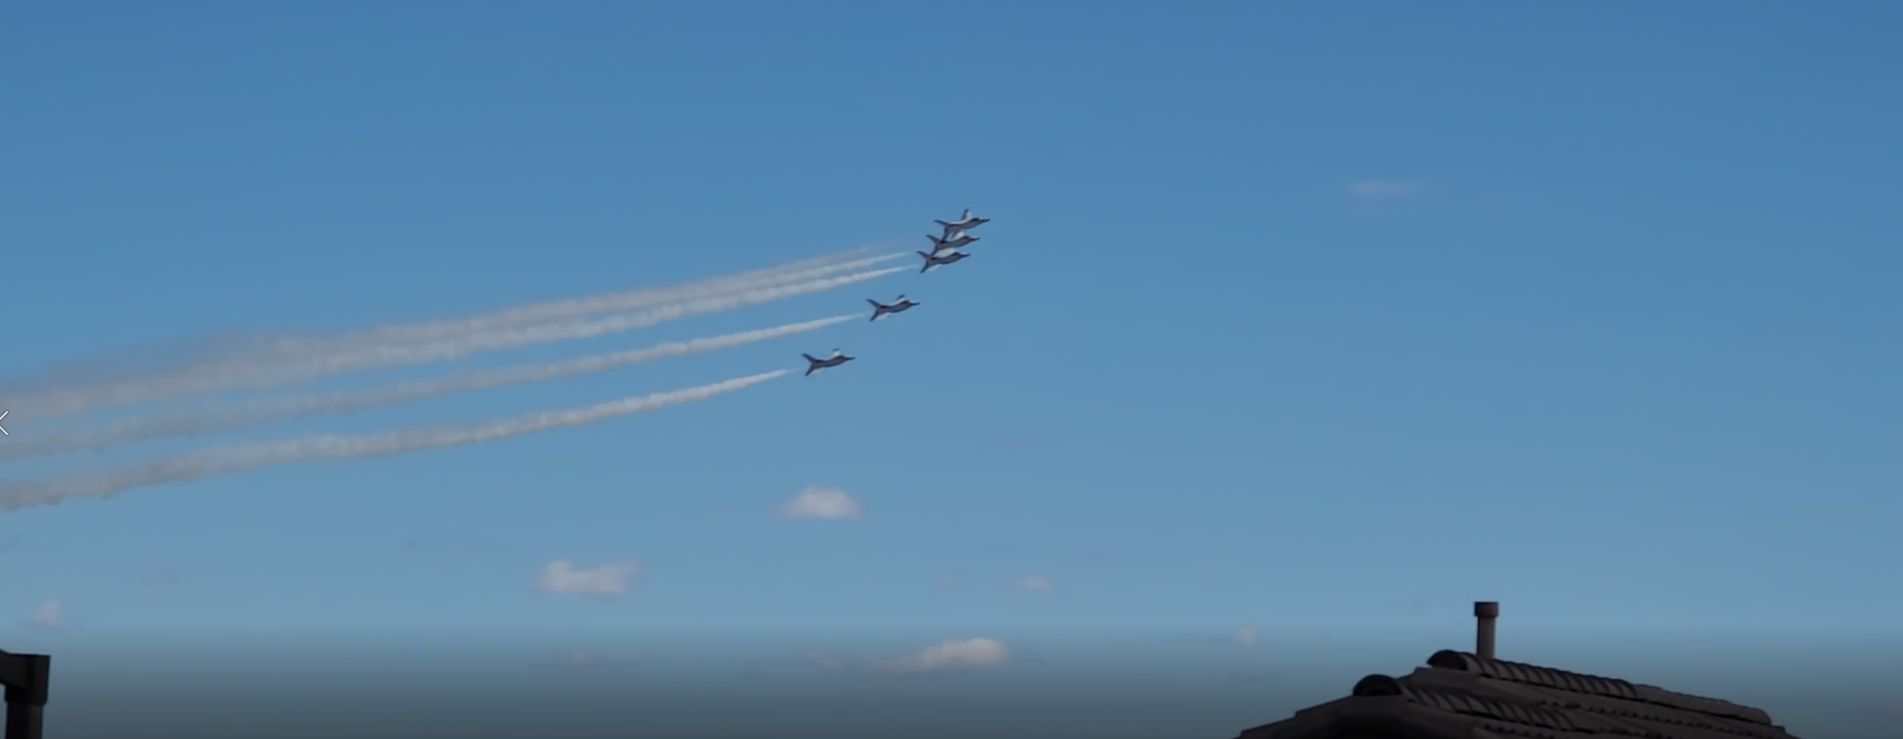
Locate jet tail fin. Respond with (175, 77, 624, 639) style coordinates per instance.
(802, 353, 819, 363)
(934, 219, 952, 228)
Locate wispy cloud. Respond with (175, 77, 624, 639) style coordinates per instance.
(800, 637, 1014, 679)
(27, 599, 63, 629)
(1347, 179, 1422, 200)
(1011, 574, 1056, 592)
(886, 637, 1013, 676)
(535, 560, 639, 597)
(1235, 625, 1260, 648)
(779, 486, 863, 520)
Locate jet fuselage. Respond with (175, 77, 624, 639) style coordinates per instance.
(869, 298, 919, 321)
(917, 250, 969, 273)
(928, 232, 978, 253)
(803, 352, 854, 375)
(936, 210, 990, 236)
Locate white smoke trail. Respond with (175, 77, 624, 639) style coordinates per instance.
(0, 247, 899, 416)
(9, 266, 904, 419)
(0, 370, 790, 511)
(261, 251, 905, 356)
(1, 315, 856, 458)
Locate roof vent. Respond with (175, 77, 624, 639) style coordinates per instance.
(1474, 601, 1499, 660)
(1352, 675, 1405, 697)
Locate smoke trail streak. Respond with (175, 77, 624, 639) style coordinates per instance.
(263, 251, 905, 355)
(9, 266, 904, 419)
(1, 315, 856, 459)
(0, 247, 899, 416)
(0, 370, 790, 511)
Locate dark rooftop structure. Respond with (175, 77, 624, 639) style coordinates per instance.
(1230, 602, 1804, 739)
(0, 648, 48, 739)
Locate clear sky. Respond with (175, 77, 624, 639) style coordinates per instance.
(2, 2, 1900, 735)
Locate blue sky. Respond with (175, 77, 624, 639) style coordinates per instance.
(2, 2, 1900, 733)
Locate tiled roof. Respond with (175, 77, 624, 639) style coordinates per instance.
(1233, 650, 1802, 739)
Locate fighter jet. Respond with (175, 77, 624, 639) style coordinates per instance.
(867, 295, 920, 322)
(927, 230, 979, 254)
(936, 209, 990, 235)
(917, 249, 969, 273)
(802, 349, 855, 376)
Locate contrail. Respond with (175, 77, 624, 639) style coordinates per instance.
(8, 266, 904, 419)
(1, 315, 856, 458)
(0, 370, 790, 511)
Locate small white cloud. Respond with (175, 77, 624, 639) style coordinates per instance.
(890, 637, 1013, 676)
(535, 560, 639, 597)
(1347, 179, 1421, 200)
(779, 486, 863, 520)
(28, 599, 63, 628)
(1011, 574, 1056, 592)
(1235, 625, 1260, 648)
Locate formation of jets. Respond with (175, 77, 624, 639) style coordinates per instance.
(802, 209, 990, 375)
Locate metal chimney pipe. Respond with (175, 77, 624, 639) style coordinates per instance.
(1474, 601, 1499, 660)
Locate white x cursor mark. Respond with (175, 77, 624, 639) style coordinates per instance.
(0, 410, 9, 436)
